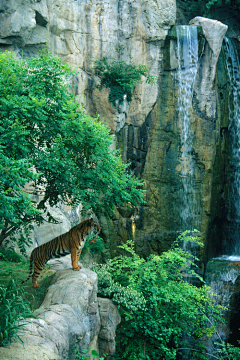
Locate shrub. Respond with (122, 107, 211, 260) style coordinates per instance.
(0, 248, 24, 263)
(0, 50, 145, 254)
(95, 231, 225, 360)
(81, 234, 105, 256)
(94, 45, 157, 107)
(215, 342, 240, 360)
(68, 340, 107, 360)
(0, 279, 33, 346)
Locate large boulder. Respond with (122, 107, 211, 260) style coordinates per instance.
(0, 344, 60, 360)
(189, 16, 228, 118)
(0, 268, 120, 360)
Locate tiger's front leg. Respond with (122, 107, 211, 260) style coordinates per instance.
(71, 247, 81, 270)
(77, 248, 82, 263)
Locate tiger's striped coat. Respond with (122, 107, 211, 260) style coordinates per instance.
(22, 218, 101, 288)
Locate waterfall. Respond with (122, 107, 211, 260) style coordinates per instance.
(204, 39, 240, 355)
(176, 25, 198, 231)
(222, 37, 240, 255)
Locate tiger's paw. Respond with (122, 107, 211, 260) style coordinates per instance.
(33, 283, 39, 288)
(73, 265, 81, 270)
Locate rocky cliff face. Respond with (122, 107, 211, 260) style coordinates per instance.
(0, 0, 238, 262)
(0, 0, 175, 132)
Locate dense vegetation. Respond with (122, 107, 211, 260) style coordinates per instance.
(0, 279, 33, 347)
(0, 50, 144, 254)
(81, 234, 105, 256)
(181, 0, 240, 18)
(0, 249, 55, 347)
(95, 232, 240, 360)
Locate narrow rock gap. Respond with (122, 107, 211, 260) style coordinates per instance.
(35, 11, 48, 27)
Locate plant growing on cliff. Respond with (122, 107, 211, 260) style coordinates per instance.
(94, 45, 157, 107)
(95, 231, 225, 360)
(0, 50, 145, 253)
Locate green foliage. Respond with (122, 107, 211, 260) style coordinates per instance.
(68, 341, 107, 360)
(215, 342, 240, 360)
(180, 0, 240, 18)
(81, 234, 105, 256)
(0, 279, 33, 347)
(0, 50, 145, 253)
(0, 144, 41, 255)
(95, 231, 225, 360)
(94, 46, 157, 107)
(0, 249, 24, 263)
(0, 258, 55, 311)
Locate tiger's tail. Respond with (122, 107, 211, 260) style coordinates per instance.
(21, 253, 33, 285)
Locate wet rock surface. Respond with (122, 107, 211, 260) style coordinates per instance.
(205, 258, 240, 350)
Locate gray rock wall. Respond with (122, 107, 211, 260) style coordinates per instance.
(0, 0, 175, 132)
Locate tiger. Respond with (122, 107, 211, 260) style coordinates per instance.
(22, 218, 101, 288)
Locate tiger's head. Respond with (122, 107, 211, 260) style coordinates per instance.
(89, 218, 101, 236)
(75, 218, 101, 248)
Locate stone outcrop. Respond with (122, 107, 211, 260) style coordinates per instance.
(0, 344, 60, 360)
(189, 17, 228, 118)
(0, 269, 120, 360)
(204, 259, 240, 351)
(98, 298, 121, 357)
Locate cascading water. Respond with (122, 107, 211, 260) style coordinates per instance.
(221, 37, 240, 256)
(174, 29, 240, 357)
(176, 26, 199, 232)
(205, 38, 240, 352)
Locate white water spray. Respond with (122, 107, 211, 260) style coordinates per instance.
(224, 38, 240, 222)
(176, 25, 198, 231)
(205, 39, 240, 353)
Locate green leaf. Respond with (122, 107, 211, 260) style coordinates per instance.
(91, 349, 100, 357)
